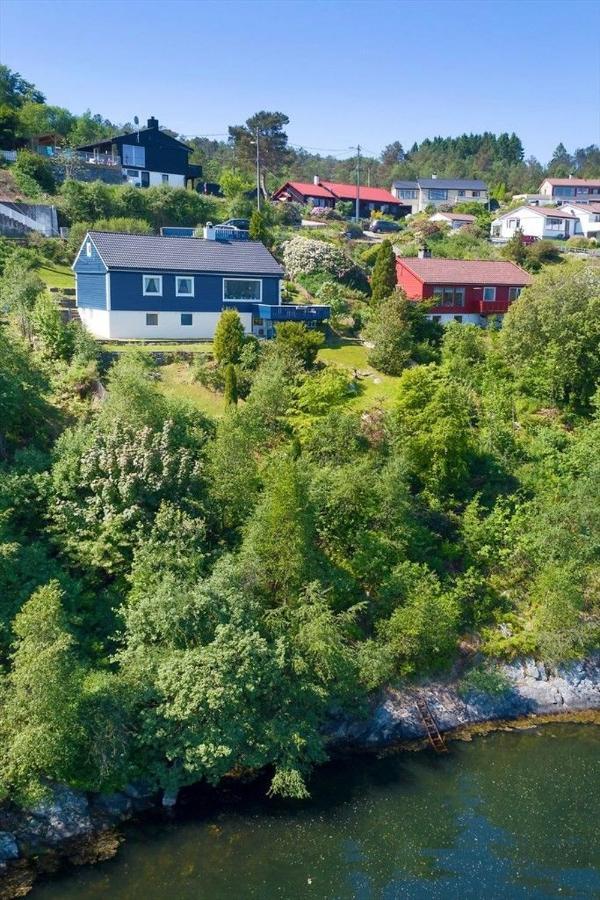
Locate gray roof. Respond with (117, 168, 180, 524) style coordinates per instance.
(392, 178, 488, 190)
(88, 232, 284, 276)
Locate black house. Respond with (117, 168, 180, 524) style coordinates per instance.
(77, 117, 202, 189)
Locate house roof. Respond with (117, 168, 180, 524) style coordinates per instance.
(560, 202, 600, 214)
(86, 232, 284, 275)
(432, 212, 476, 222)
(397, 257, 533, 286)
(496, 206, 578, 220)
(78, 126, 192, 153)
(273, 180, 401, 204)
(541, 178, 600, 188)
(392, 178, 488, 191)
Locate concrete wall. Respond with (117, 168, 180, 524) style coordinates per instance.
(0, 202, 59, 237)
(80, 308, 252, 340)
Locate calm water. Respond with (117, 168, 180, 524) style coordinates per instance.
(32, 725, 599, 899)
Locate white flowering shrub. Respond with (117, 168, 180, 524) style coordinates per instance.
(282, 236, 368, 290)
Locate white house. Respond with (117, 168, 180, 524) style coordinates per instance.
(391, 178, 488, 214)
(430, 211, 476, 231)
(557, 203, 600, 239)
(491, 206, 580, 241)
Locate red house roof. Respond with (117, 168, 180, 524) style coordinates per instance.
(273, 180, 401, 205)
(397, 258, 533, 286)
(542, 178, 600, 188)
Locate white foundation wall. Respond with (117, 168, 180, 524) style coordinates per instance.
(121, 169, 186, 188)
(80, 309, 252, 340)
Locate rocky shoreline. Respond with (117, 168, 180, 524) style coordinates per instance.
(1, 654, 599, 898)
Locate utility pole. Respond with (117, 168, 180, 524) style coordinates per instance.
(255, 128, 261, 212)
(353, 144, 361, 222)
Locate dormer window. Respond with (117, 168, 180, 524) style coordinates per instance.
(143, 274, 162, 296)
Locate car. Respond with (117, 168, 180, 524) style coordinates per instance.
(369, 219, 401, 233)
(217, 218, 250, 231)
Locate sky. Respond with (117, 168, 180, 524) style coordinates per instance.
(1, 0, 599, 163)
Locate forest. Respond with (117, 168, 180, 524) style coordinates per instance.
(1, 244, 599, 803)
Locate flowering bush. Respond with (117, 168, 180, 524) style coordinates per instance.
(310, 206, 342, 221)
(282, 236, 368, 291)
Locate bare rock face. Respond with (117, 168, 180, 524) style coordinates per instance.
(14, 786, 93, 854)
(0, 832, 19, 868)
(328, 654, 600, 750)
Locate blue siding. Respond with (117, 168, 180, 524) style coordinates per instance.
(73, 240, 107, 274)
(77, 273, 107, 309)
(109, 271, 281, 313)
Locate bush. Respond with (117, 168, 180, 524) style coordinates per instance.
(309, 206, 342, 221)
(13, 150, 55, 194)
(566, 236, 592, 249)
(282, 236, 368, 291)
(274, 321, 324, 368)
(272, 202, 302, 227)
(213, 310, 246, 365)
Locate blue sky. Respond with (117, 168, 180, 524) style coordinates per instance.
(1, 0, 599, 163)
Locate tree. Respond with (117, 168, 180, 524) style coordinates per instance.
(547, 142, 573, 177)
(32, 292, 73, 360)
(219, 167, 253, 200)
(0, 65, 44, 108)
(228, 111, 291, 195)
(365, 293, 439, 375)
(13, 149, 55, 194)
(273, 321, 324, 369)
(0, 254, 44, 342)
(248, 209, 269, 244)
(501, 228, 528, 266)
(224, 364, 238, 405)
(213, 310, 246, 365)
(380, 141, 405, 167)
(370, 240, 397, 303)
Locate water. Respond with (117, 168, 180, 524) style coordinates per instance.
(32, 725, 599, 899)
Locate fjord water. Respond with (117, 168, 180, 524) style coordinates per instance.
(33, 725, 599, 899)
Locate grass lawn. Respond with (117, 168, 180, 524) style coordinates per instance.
(100, 341, 214, 354)
(318, 337, 402, 409)
(157, 362, 225, 417)
(38, 263, 75, 290)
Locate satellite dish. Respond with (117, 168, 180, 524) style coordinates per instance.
(134, 116, 139, 126)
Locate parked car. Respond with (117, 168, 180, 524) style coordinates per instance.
(369, 219, 401, 233)
(217, 218, 250, 231)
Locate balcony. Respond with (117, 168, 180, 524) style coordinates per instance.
(257, 303, 330, 322)
(31, 145, 120, 167)
(479, 300, 509, 315)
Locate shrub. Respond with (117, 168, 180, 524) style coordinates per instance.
(213, 310, 246, 365)
(282, 236, 368, 291)
(370, 240, 397, 303)
(272, 202, 302, 227)
(566, 236, 592, 249)
(224, 364, 238, 406)
(13, 150, 55, 194)
(274, 321, 324, 368)
(309, 206, 342, 221)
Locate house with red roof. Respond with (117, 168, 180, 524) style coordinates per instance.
(396, 251, 533, 326)
(538, 177, 600, 203)
(272, 177, 409, 218)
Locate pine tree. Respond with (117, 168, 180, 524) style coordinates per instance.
(370, 239, 397, 303)
(224, 363, 238, 405)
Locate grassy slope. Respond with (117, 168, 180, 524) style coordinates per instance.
(157, 362, 226, 417)
(318, 337, 402, 409)
(38, 263, 75, 290)
(101, 341, 214, 353)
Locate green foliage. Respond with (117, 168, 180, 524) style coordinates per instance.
(248, 209, 269, 243)
(224, 363, 238, 406)
(274, 321, 324, 368)
(13, 149, 55, 194)
(32, 292, 73, 360)
(370, 240, 397, 303)
(365, 293, 441, 375)
(0, 252, 45, 341)
(213, 310, 246, 365)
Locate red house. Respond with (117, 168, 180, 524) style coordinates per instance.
(396, 254, 533, 325)
(272, 177, 409, 219)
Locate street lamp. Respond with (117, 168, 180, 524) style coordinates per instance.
(250, 129, 260, 212)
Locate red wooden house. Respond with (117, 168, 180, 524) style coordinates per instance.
(396, 254, 533, 325)
(272, 178, 409, 218)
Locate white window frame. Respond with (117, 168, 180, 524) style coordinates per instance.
(176, 275, 194, 297)
(143, 274, 163, 296)
(508, 287, 521, 302)
(86, 241, 92, 257)
(483, 286, 496, 302)
(146, 313, 158, 327)
(222, 277, 262, 302)
(122, 144, 146, 167)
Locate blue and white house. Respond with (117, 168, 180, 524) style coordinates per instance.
(73, 228, 330, 340)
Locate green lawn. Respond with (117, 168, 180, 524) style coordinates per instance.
(38, 263, 75, 290)
(100, 341, 214, 354)
(157, 362, 225, 417)
(318, 337, 401, 409)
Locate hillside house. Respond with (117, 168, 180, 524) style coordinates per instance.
(556, 203, 600, 239)
(73, 229, 329, 340)
(272, 178, 409, 218)
(538, 177, 600, 203)
(391, 178, 488, 214)
(77, 117, 202, 189)
(430, 211, 476, 230)
(396, 253, 532, 326)
(490, 206, 579, 241)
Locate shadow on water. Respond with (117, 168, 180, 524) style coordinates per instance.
(30, 724, 600, 900)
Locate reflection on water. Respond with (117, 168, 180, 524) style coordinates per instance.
(32, 725, 600, 899)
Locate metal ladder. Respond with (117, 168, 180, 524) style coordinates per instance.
(415, 697, 448, 753)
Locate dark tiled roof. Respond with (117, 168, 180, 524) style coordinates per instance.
(397, 257, 532, 286)
(392, 178, 488, 190)
(88, 232, 284, 276)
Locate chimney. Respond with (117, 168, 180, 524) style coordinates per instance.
(313, 175, 320, 185)
(147, 116, 159, 130)
(418, 245, 431, 259)
(203, 222, 216, 240)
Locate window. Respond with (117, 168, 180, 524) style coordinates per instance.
(508, 218, 519, 229)
(397, 189, 417, 199)
(433, 286, 464, 307)
(176, 276, 194, 297)
(146, 313, 158, 326)
(483, 287, 496, 302)
(457, 190, 465, 197)
(472, 190, 480, 198)
(509, 287, 521, 302)
(126, 169, 139, 177)
(223, 278, 261, 301)
(181, 313, 193, 326)
(454, 287, 465, 307)
(143, 275, 162, 296)
(122, 144, 146, 167)
(554, 186, 575, 197)
(162, 174, 169, 184)
(442, 287, 454, 307)
(453, 315, 463, 323)
(546, 217, 564, 230)
(428, 188, 448, 201)
(432, 315, 441, 322)
(86, 241, 92, 257)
